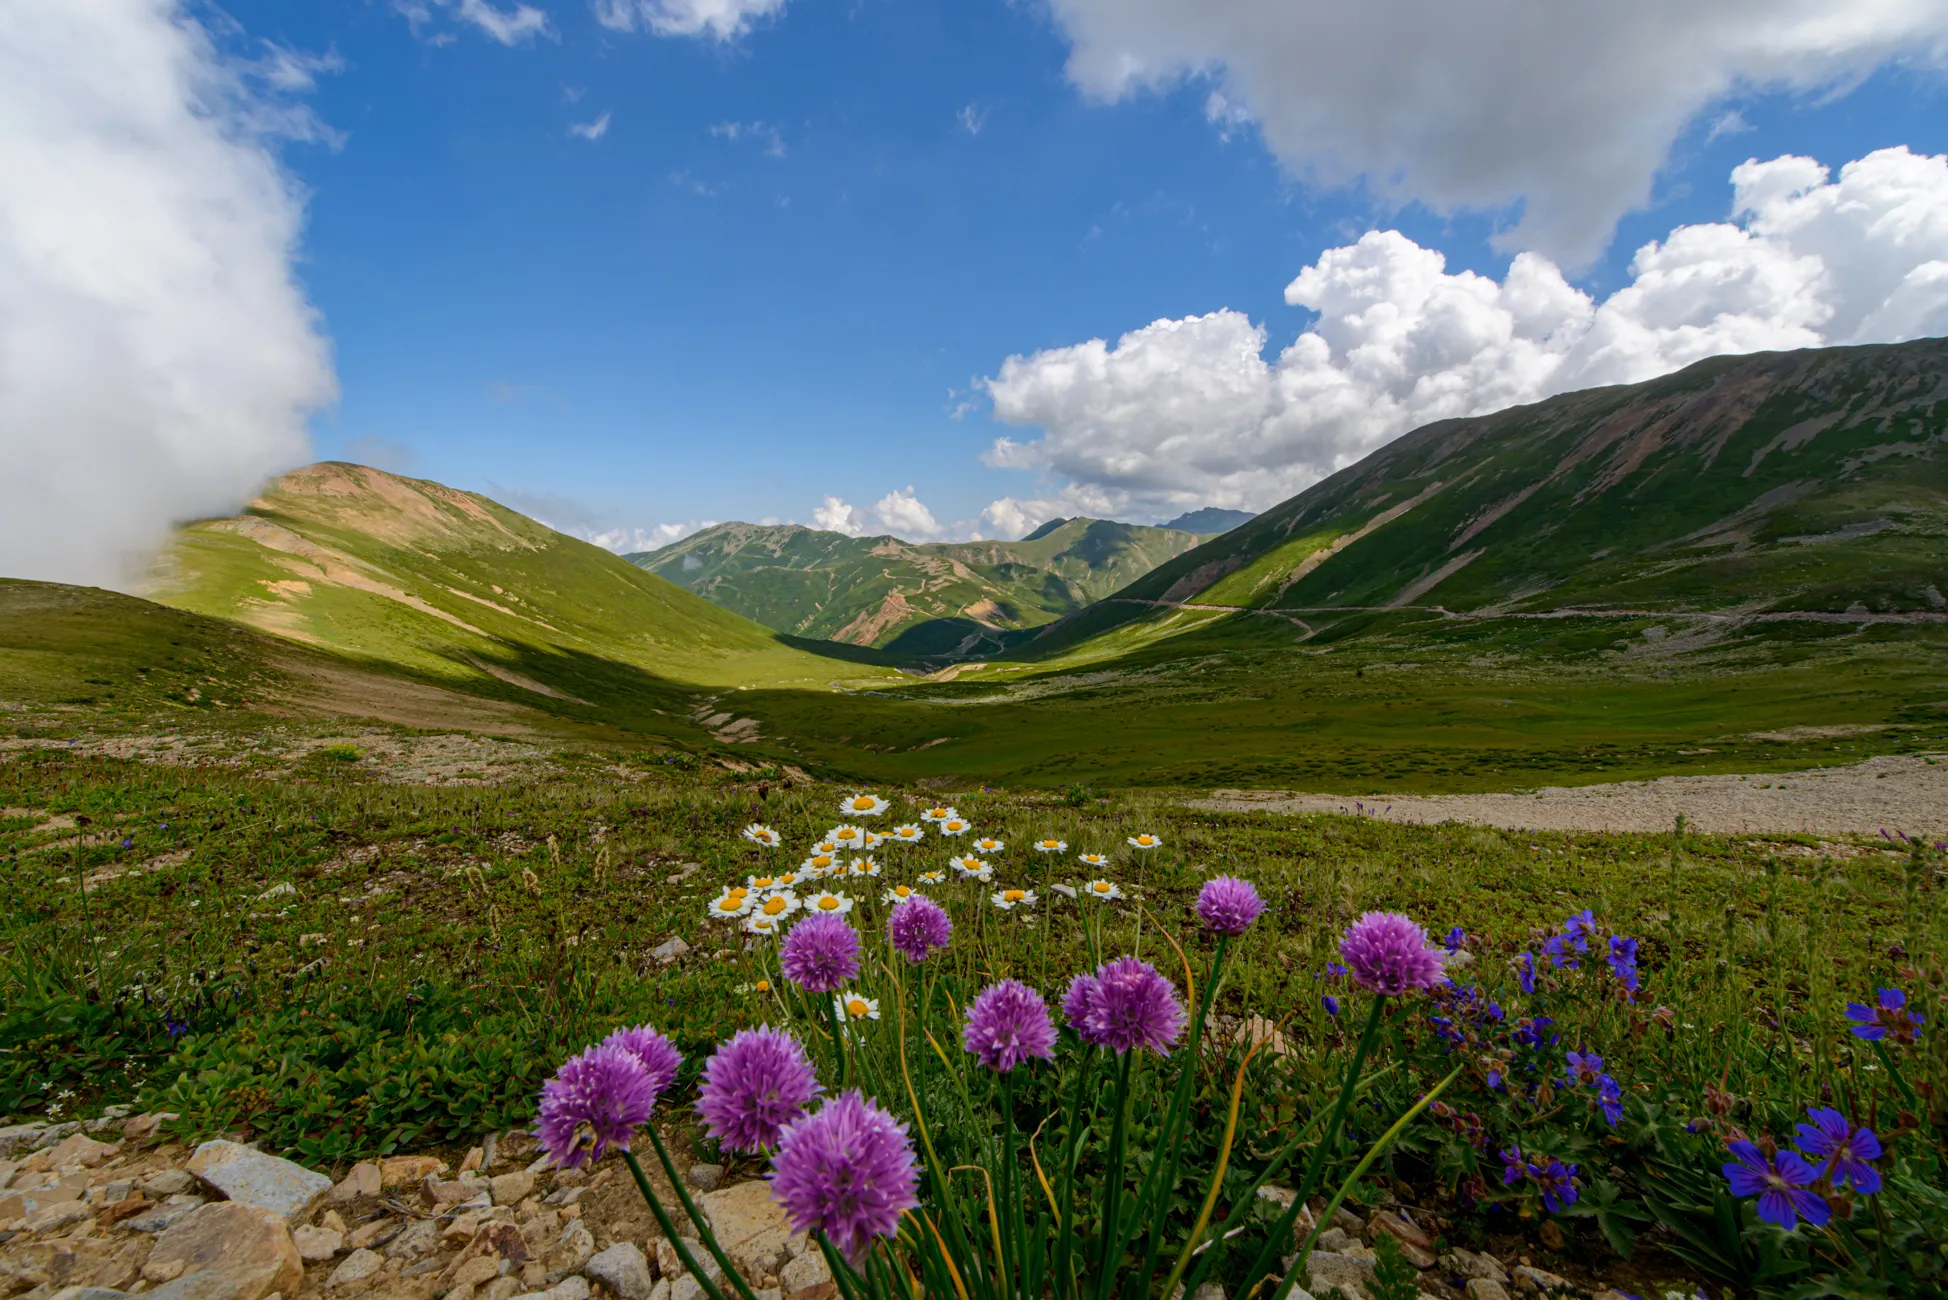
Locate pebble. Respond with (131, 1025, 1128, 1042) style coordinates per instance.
(684, 1164, 724, 1193)
(585, 1242, 654, 1300)
(490, 1172, 537, 1205)
(327, 1247, 386, 1290)
(1466, 1281, 1512, 1300)
(292, 1223, 345, 1260)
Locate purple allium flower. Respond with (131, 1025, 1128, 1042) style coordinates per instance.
(534, 1043, 657, 1169)
(1322, 995, 1341, 1017)
(601, 1024, 683, 1097)
(962, 979, 1057, 1072)
(1340, 912, 1446, 995)
(1723, 1141, 1830, 1230)
(1531, 1157, 1579, 1213)
(886, 895, 952, 964)
(1794, 1108, 1883, 1194)
(1195, 876, 1265, 937)
(1075, 957, 1186, 1055)
(1564, 1050, 1604, 1088)
(1062, 973, 1099, 1032)
(1515, 952, 1536, 995)
(696, 1026, 824, 1153)
(769, 1090, 920, 1264)
(780, 913, 861, 994)
(1845, 988, 1924, 1044)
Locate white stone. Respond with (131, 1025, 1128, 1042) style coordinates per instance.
(699, 1180, 802, 1277)
(186, 1141, 332, 1222)
(586, 1242, 655, 1300)
(292, 1223, 344, 1260)
(328, 1248, 385, 1290)
(778, 1249, 831, 1295)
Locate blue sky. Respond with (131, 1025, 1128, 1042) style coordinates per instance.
(9, 0, 1947, 583)
(227, 1, 1948, 543)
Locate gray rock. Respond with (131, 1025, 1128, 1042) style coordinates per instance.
(186, 1141, 332, 1222)
(1307, 1251, 1377, 1300)
(382, 1217, 440, 1260)
(327, 1248, 384, 1290)
(1511, 1266, 1572, 1294)
(1317, 1228, 1358, 1253)
(1442, 1250, 1510, 1285)
(129, 1194, 207, 1233)
(684, 1164, 724, 1193)
(145, 1273, 246, 1300)
(779, 1250, 831, 1295)
(586, 1242, 654, 1300)
(651, 936, 691, 963)
(1465, 1281, 1511, 1300)
(490, 1171, 536, 1205)
(546, 1221, 596, 1282)
(143, 1169, 196, 1197)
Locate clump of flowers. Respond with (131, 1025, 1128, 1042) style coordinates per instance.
(1068, 956, 1185, 1055)
(695, 1026, 822, 1153)
(769, 1090, 921, 1264)
(1502, 1143, 1580, 1213)
(962, 979, 1056, 1072)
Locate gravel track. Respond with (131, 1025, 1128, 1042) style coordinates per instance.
(1189, 752, 1947, 835)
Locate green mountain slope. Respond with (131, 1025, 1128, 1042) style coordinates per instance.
(1029, 338, 1948, 658)
(140, 462, 901, 743)
(629, 516, 1206, 654)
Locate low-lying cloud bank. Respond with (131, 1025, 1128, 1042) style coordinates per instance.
(981, 148, 1948, 522)
(0, 0, 337, 589)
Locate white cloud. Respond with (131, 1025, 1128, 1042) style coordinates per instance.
(872, 487, 943, 540)
(1045, 0, 1948, 265)
(592, 0, 786, 41)
(582, 520, 713, 552)
(710, 120, 784, 156)
(812, 494, 865, 536)
(957, 104, 988, 136)
(395, 0, 553, 46)
(0, 0, 337, 588)
(569, 111, 612, 140)
(982, 147, 1948, 515)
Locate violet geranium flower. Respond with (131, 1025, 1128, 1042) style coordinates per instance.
(696, 1026, 824, 1153)
(1845, 988, 1925, 1044)
(780, 912, 861, 994)
(886, 895, 952, 964)
(534, 1043, 658, 1169)
(1075, 956, 1186, 1055)
(1195, 876, 1265, 937)
(962, 979, 1057, 1072)
(1723, 1141, 1830, 1229)
(769, 1090, 920, 1264)
(1340, 911, 1446, 995)
(1794, 1108, 1883, 1194)
(601, 1024, 683, 1097)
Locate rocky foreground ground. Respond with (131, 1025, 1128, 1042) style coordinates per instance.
(0, 1113, 1658, 1300)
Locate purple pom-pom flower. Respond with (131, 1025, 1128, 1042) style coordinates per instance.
(696, 1026, 824, 1153)
(887, 895, 953, 964)
(780, 913, 862, 994)
(1723, 1141, 1830, 1229)
(534, 1043, 657, 1170)
(1340, 911, 1446, 995)
(769, 1090, 920, 1264)
(962, 979, 1057, 1072)
(1074, 956, 1185, 1055)
(1062, 973, 1100, 1032)
(601, 1024, 683, 1097)
(1794, 1108, 1882, 1194)
(1195, 876, 1265, 937)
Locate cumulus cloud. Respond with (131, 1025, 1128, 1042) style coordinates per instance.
(811, 494, 866, 536)
(0, 0, 337, 589)
(809, 489, 961, 540)
(569, 111, 612, 141)
(394, 0, 553, 46)
(592, 0, 786, 41)
(487, 484, 709, 552)
(871, 487, 944, 539)
(1045, 0, 1948, 264)
(982, 147, 1948, 517)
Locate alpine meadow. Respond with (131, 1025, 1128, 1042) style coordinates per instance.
(2, 5, 1946, 1300)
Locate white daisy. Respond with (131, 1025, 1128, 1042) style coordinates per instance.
(917, 870, 947, 885)
(771, 870, 802, 890)
(751, 890, 800, 922)
(863, 831, 886, 850)
(811, 839, 841, 856)
(833, 992, 881, 1022)
(882, 884, 921, 904)
(803, 890, 855, 916)
(950, 856, 993, 881)
(707, 888, 753, 920)
(1077, 852, 1109, 868)
(742, 913, 784, 937)
(973, 836, 1005, 854)
(801, 853, 839, 876)
(841, 793, 891, 818)
(828, 825, 868, 850)
(1083, 879, 1123, 901)
(844, 857, 882, 878)
(747, 874, 782, 892)
(1033, 838, 1068, 854)
(889, 824, 925, 844)
(919, 806, 957, 824)
(742, 824, 782, 848)
(1127, 833, 1162, 851)
(938, 817, 972, 837)
(991, 888, 1037, 910)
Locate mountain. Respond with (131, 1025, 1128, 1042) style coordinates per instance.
(1030, 338, 1948, 656)
(1159, 507, 1256, 534)
(140, 462, 900, 743)
(629, 516, 1205, 655)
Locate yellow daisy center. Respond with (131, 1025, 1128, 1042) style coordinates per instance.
(818, 896, 840, 910)
(1042, 840, 1059, 849)
(852, 797, 876, 810)
(1138, 836, 1155, 846)
(755, 980, 770, 992)
(811, 855, 832, 868)
(752, 877, 773, 889)
(946, 821, 964, 832)
(1005, 889, 1025, 902)
(893, 885, 911, 897)
(764, 897, 788, 916)
(1092, 882, 1112, 893)
(847, 999, 870, 1017)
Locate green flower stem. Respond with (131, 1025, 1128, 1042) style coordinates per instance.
(620, 1150, 734, 1300)
(815, 1233, 870, 1300)
(1091, 1049, 1137, 1300)
(641, 1125, 762, 1300)
(1052, 1045, 1097, 1300)
(1268, 1062, 1465, 1300)
(1234, 992, 1390, 1298)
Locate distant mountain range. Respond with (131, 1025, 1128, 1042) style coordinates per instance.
(1157, 507, 1256, 534)
(627, 517, 1209, 654)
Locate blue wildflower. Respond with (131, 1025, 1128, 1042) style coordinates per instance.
(1724, 1141, 1829, 1230)
(1794, 1108, 1882, 1194)
(1845, 988, 1924, 1044)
